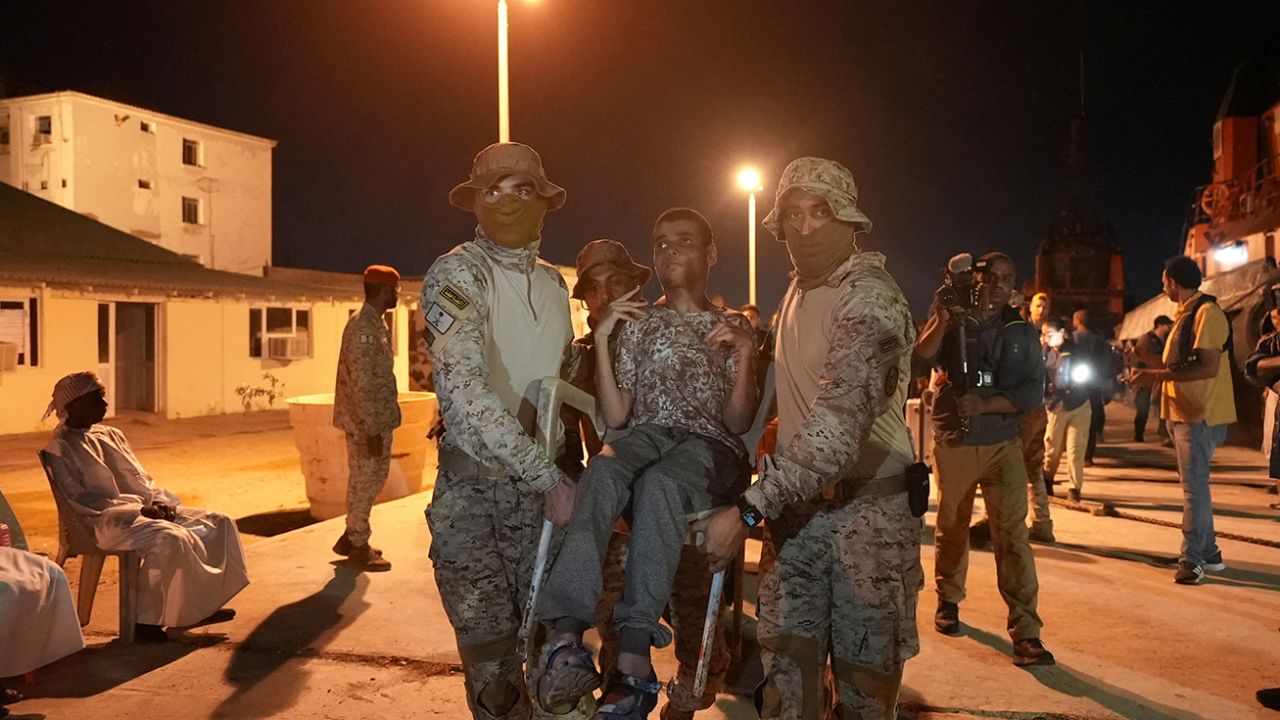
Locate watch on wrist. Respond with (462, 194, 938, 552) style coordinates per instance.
(736, 495, 764, 528)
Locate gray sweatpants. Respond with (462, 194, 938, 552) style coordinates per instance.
(540, 423, 748, 651)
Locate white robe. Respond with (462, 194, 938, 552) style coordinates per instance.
(43, 425, 250, 627)
(0, 547, 85, 676)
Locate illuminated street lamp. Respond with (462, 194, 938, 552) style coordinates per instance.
(497, 0, 510, 141)
(736, 167, 764, 306)
(496, 0, 536, 142)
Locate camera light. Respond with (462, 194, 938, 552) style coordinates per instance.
(1070, 362, 1093, 385)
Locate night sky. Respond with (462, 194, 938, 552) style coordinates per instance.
(4, 1, 1278, 318)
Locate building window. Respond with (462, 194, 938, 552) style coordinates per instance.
(35, 115, 51, 135)
(249, 306, 312, 359)
(98, 303, 111, 363)
(140, 120, 155, 133)
(138, 179, 153, 190)
(182, 138, 201, 166)
(0, 114, 9, 148)
(39, 180, 48, 190)
(0, 298, 40, 367)
(182, 196, 200, 224)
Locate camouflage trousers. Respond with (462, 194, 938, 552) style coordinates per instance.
(344, 432, 392, 546)
(427, 469, 544, 720)
(756, 492, 923, 720)
(934, 439, 1043, 641)
(595, 531, 731, 712)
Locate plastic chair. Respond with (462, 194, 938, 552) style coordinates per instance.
(38, 450, 140, 644)
(520, 377, 732, 703)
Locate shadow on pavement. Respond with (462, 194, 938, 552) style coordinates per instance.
(1109, 501, 1280, 522)
(963, 626, 1210, 720)
(235, 508, 318, 538)
(15, 635, 208, 699)
(212, 565, 370, 719)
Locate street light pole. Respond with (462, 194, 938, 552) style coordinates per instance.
(736, 167, 763, 306)
(747, 190, 757, 306)
(497, 0, 510, 142)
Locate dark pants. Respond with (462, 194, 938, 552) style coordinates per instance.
(1133, 387, 1152, 441)
(1085, 394, 1105, 461)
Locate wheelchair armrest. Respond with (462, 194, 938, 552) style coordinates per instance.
(534, 377, 599, 460)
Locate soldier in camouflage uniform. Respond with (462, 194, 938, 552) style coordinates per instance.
(422, 143, 579, 720)
(699, 158, 923, 719)
(332, 264, 402, 572)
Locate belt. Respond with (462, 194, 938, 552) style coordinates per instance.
(437, 446, 510, 480)
(823, 472, 907, 505)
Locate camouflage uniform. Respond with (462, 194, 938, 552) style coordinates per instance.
(741, 158, 923, 720)
(423, 231, 574, 720)
(333, 302, 402, 547)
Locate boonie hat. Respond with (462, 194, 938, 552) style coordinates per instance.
(571, 240, 651, 300)
(763, 157, 873, 238)
(449, 142, 566, 212)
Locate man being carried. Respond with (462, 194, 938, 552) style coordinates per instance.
(332, 264, 402, 571)
(422, 142, 578, 720)
(538, 209, 759, 720)
(42, 372, 248, 643)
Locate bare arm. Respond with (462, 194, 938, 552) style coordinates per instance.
(707, 318, 760, 435)
(593, 288, 645, 430)
(914, 296, 950, 362)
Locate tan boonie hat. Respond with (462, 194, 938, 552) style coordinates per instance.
(571, 239, 651, 300)
(762, 157, 873, 238)
(448, 142, 567, 212)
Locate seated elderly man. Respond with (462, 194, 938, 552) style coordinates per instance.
(42, 372, 249, 643)
(0, 488, 84, 688)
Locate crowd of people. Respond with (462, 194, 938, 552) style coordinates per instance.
(2, 139, 1271, 718)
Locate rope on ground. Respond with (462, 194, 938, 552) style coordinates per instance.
(1046, 496, 1280, 548)
(1104, 507, 1280, 549)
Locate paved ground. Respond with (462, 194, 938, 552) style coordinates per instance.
(3, 403, 1278, 719)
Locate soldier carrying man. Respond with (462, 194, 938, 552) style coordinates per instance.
(700, 157, 924, 719)
(332, 264, 403, 571)
(422, 142, 578, 720)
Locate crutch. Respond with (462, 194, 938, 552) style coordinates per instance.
(691, 568, 726, 702)
(520, 378, 599, 684)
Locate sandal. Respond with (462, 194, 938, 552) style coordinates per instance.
(538, 640, 601, 713)
(592, 672, 662, 719)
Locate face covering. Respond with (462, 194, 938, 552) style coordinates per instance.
(475, 195, 547, 248)
(783, 221, 857, 290)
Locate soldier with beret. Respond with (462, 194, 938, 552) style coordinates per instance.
(332, 264, 403, 571)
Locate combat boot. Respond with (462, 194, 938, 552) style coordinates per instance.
(1029, 520, 1055, 544)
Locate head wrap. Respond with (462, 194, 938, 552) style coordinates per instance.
(762, 157, 872, 238)
(44, 371, 105, 421)
(571, 239, 651, 300)
(362, 265, 401, 287)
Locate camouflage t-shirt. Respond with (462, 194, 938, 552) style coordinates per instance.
(614, 304, 752, 457)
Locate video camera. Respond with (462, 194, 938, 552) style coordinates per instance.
(936, 253, 993, 315)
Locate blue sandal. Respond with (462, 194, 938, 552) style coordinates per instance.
(538, 640, 601, 713)
(592, 672, 662, 719)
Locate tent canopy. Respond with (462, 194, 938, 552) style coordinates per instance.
(1117, 258, 1280, 341)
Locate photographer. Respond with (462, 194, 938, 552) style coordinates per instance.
(915, 252, 1053, 667)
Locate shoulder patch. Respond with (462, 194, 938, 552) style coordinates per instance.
(877, 332, 902, 357)
(440, 284, 470, 311)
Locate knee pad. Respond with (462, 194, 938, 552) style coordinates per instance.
(476, 677, 522, 717)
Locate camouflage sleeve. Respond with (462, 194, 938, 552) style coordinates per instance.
(421, 255, 560, 492)
(742, 285, 904, 518)
(337, 320, 374, 436)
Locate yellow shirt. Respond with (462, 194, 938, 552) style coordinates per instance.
(1161, 292, 1236, 426)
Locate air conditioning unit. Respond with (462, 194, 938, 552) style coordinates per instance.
(0, 342, 16, 372)
(266, 336, 309, 360)
(31, 133, 51, 147)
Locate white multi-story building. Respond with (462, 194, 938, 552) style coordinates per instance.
(0, 90, 274, 275)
